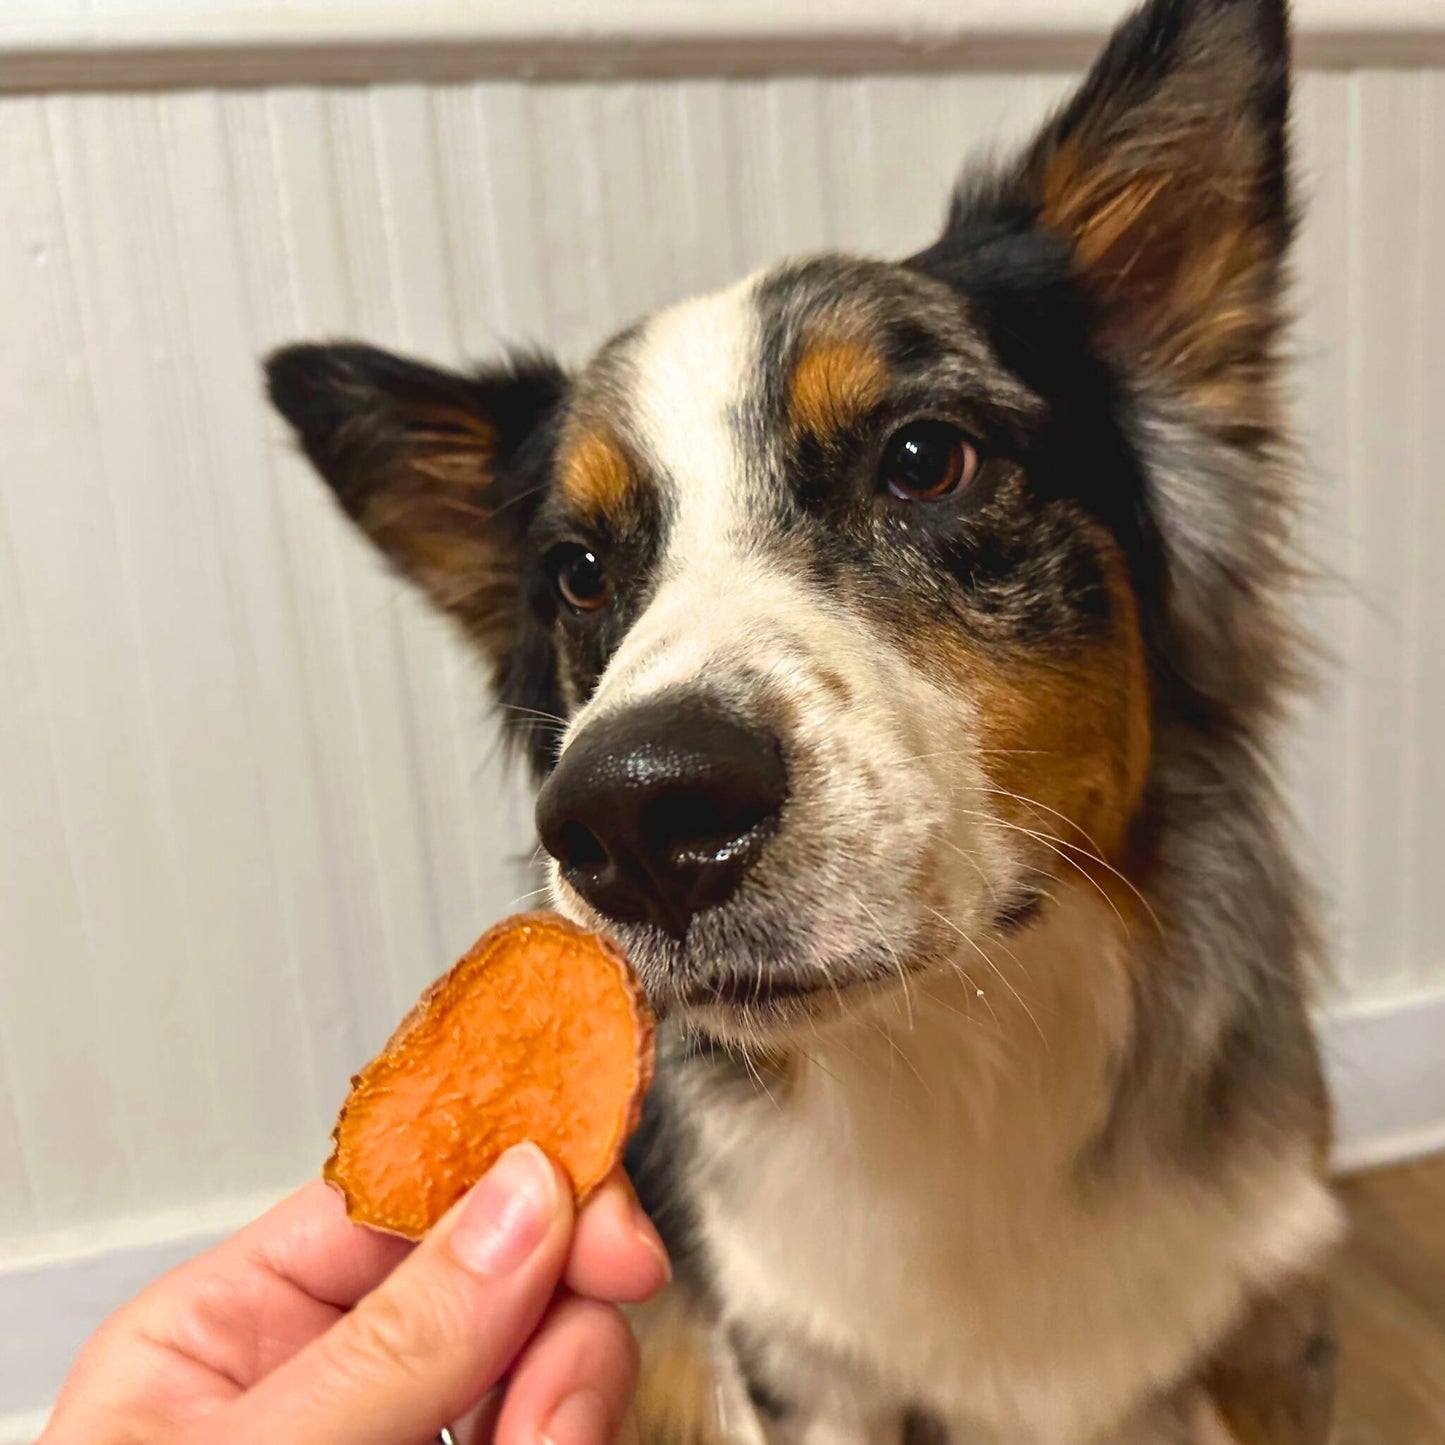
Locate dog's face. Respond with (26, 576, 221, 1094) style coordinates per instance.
(516, 257, 1153, 1035)
(268, 0, 1292, 1043)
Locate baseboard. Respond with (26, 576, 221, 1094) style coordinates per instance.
(0, 1186, 294, 1441)
(0, 1411, 49, 1445)
(2, 989, 1442, 1437)
(1319, 986, 1445, 1174)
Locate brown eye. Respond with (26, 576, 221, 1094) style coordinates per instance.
(879, 421, 980, 501)
(551, 546, 611, 613)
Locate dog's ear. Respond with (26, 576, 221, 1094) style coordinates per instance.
(941, 0, 1291, 416)
(266, 341, 566, 646)
(265, 343, 569, 764)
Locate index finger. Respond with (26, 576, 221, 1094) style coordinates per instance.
(565, 1168, 670, 1304)
(238, 1181, 416, 1308)
(67, 1182, 417, 1409)
(202, 1179, 415, 1311)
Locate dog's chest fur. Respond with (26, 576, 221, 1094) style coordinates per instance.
(675, 892, 1341, 1444)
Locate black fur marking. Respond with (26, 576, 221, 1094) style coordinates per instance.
(901, 1407, 951, 1445)
(531, 488, 667, 728)
(907, 223, 1162, 648)
(729, 1327, 794, 1422)
(1046, 0, 1291, 231)
(993, 887, 1047, 933)
(909, 0, 1294, 740)
(744, 257, 1127, 660)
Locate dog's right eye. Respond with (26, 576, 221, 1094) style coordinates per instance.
(879, 421, 980, 501)
(549, 545, 612, 614)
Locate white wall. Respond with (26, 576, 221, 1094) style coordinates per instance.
(1, 3, 1444, 1430)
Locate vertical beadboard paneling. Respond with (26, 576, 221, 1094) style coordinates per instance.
(261, 86, 427, 1056)
(2, 93, 217, 1227)
(1290, 70, 1355, 985)
(434, 83, 554, 349)
(1404, 74, 1445, 994)
(1336, 72, 1427, 996)
(212, 87, 370, 1119)
(2, 65, 1444, 1240)
(531, 86, 613, 357)
(669, 81, 749, 293)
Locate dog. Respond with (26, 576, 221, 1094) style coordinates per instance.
(265, 0, 1343, 1438)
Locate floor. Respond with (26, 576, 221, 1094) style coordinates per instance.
(1333, 1152, 1445, 1442)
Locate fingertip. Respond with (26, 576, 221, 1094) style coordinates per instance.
(446, 1142, 573, 1278)
(495, 1297, 639, 1445)
(566, 1171, 670, 1303)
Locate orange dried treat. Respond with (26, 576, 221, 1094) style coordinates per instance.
(325, 912, 654, 1239)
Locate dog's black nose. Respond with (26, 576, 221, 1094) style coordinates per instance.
(535, 701, 787, 939)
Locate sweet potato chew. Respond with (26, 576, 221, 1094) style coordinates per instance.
(325, 912, 654, 1240)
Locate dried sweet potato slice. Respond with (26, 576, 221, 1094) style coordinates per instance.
(325, 912, 654, 1239)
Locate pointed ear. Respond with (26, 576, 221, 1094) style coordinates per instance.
(265, 342, 568, 662)
(995, 0, 1291, 412)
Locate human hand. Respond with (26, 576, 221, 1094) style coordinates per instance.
(40, 1144, 669, 1445)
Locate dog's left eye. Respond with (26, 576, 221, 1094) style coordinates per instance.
(549, 545, 612, 613)
(879, 421, 980, 501)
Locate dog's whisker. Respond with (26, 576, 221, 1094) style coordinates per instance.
(501, 884, 553, 913)
(741, 1045, 782, 1112)
(943, 809, 1135, 942)
(969, 786, 1164, 937)
(850, 891, 913, 1033)
(917, 954, 998, 1032)
(871, 1017, 935, 1100)
(923, 903, 1047, 1050)
(937, 833, 1002, 910)
(496, 703, 570, 729)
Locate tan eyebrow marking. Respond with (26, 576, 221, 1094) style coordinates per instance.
(787, 338, 890, 439)
(558, 429, 637, 521)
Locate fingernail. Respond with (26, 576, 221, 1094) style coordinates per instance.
(450, 1142, 557, 1276)
(541, 1388, 610, 1445)
(631, 1195, 671, 1282)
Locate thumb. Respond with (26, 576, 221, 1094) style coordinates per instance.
(214, 1143, 573, 1445)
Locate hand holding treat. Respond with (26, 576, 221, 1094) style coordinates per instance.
(326, 912, 656, 1239)
(39, 914, 664, 1445)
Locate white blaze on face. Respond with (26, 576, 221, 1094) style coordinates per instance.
(631, 274, 763, 573)
(575, 274, 801, 719)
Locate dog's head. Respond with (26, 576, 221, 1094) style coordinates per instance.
(267, 0, 1295, 1043)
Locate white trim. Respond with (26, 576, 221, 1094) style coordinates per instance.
(0, 1409, 50, 1445)
(1319, 985, 1445, 1175)
(1331, 1119, 1445, 1177)
(3, 990, 1444, 1428)
(2, 0, 1444, 91)
(0, 1186, 295, 1431)
(0, 1185, 295, 1272)
(2, 0, 1439, 46)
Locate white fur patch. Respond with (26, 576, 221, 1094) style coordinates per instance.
(562, 275, 768, 721)
(630, 274, 763, 577)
